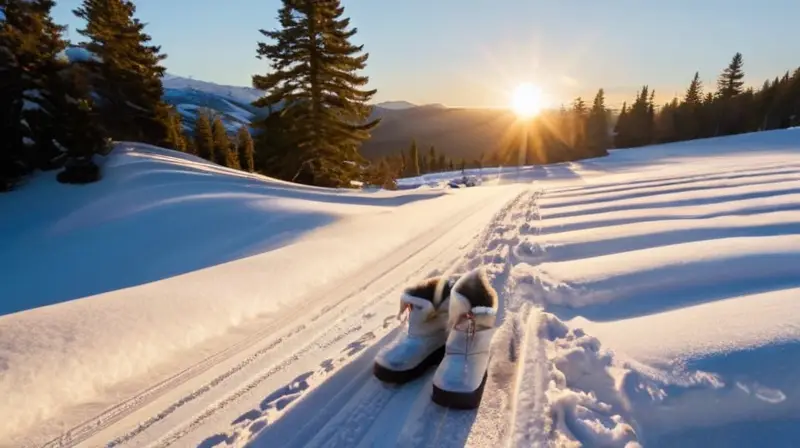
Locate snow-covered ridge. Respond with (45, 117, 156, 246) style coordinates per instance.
(162, 74, 264, 108)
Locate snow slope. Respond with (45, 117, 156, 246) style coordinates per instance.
(248, 129, 800, 448)
(506, 129, 800, 447)
(0, 143, 526, 447)
(4, 128, 800, 447)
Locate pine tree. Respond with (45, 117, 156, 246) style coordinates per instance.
(428, 146, 437, 171)
(409, 139, 420, 176)
(677, 72, 705, 140)
(1, 0, 106, 187)
(365, 157, 397, 190)
(685, 72, 703, 105)
(73, 0, 173, 146)
(252, 0, 380, 187)
(1, 0, 66, 180)
(211, 116, 232, 166)
(0, 0, 44, 187)
(184, 131, 196, 155)
(586, 89, 610, 156)
(165, 107, 186, 152)
(226, 142, 241, 169)
(570, 97, 587, 151)
(613, 102, 628, 148)
(237, 126, 255, 172)
(655, 98, 679, 143)
(194, 111, 214, 162)
(718, 52, 745, 99)
(621, 86, 655, 147)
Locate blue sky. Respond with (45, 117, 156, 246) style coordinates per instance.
(51, 0, 800, 109)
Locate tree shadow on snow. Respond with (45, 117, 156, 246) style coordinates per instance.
(1, 198, 333, 315)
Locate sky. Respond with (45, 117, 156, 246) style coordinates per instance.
(51, 0, 800, 110)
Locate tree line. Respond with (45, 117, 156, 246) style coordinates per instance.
(3, 0, 800, 193)
(616, 52, 800, 147)
(367, 51, 800, 187)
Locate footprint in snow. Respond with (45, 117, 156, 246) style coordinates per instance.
(342, 332, 376, 357)
(512, 240, 546, 264)
(232, 409, 261, 425)
(259, 371, 314, 411)
(249, 419, 268, 435)
(197, 433, 235, 448)
(320, 358, 335, 372)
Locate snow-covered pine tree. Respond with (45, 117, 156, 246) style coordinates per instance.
(0, 0, 64, 184)
(0, 0, 106, 188)
(55, 78, 108, 184)
(73, 0, 173, 147)
(252, 0, 380, 187)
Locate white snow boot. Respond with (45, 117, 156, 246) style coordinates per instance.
(431, 267, 498, 409)
(373, 276, 457, 384)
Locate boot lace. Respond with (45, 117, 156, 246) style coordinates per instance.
(455, 311, 476, 359)
(397, 302, 412, 323)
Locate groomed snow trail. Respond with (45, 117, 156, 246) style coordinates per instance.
(245, 187, 551, 448)
(57, 184, 540, 448)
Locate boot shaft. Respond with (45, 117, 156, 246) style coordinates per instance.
(399, 293, 450, 337)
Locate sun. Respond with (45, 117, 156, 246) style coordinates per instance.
(511, 83, 543, 119)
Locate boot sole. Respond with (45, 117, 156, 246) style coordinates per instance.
(430, 371, 488, 410)
(373, 345, 446, 384)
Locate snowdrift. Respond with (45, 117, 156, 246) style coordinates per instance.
(0, 143, 504, 442)
(507, 129, 800, 446)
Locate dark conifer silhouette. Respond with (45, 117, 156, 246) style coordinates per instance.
(194, 111, 214, 162)
(252, 0, 379, 187)
(73, 0, 173, 147)
(237, 126, 255, 172)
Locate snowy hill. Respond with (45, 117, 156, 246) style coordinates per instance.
(4, 129, 800, 447)
(161, 74, 267, 133)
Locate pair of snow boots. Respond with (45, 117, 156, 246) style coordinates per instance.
(373, 268, 497, 409)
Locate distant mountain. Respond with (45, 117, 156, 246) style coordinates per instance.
(374, 101, 417, 110)
(161, 75, 267, 133)
(362, 106, 516, 162)
(160, 74, 513, 162)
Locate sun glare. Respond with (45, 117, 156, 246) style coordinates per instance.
(511, 83, 543, 119)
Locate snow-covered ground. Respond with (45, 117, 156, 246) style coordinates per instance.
(3, 129, 800, 447)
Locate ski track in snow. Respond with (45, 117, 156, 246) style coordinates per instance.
(59, 184, 532, 448)
(202, 188, 547, 448)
